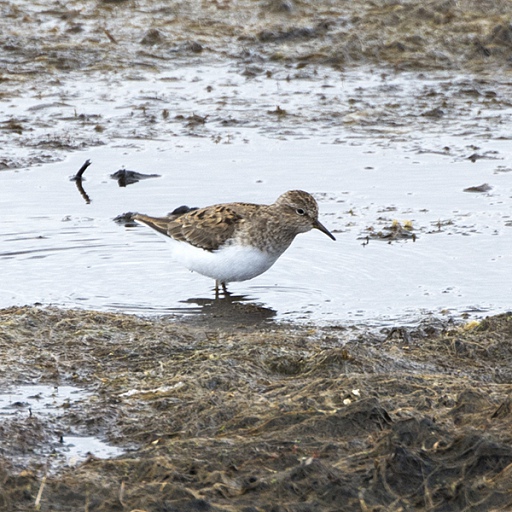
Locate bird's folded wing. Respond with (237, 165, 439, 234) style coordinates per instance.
(136, 205, 244, 252)
(168, 205, 244, 251)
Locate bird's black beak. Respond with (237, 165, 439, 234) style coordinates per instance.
(314, 220, 336, 241)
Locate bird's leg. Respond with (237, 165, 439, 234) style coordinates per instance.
(214, 280, 229, 298)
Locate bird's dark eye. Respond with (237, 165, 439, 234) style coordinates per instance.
(296, 208, 306, 216)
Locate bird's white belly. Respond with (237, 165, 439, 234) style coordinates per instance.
(169, 239, 280, 283)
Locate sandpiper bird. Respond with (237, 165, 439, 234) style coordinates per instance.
(128, 190, 335, 294)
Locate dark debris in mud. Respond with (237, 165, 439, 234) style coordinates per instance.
(1, 307, 512, 510)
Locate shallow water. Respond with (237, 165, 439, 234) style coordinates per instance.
(0, 63, 511, 325)
(0, 384, 123, 470)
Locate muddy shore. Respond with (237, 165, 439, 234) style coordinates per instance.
(3, 0, 512, 78)
(1, 307, 512, 511)
(3, 0, 512, 171)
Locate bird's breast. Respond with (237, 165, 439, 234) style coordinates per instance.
(168, 239, 280, 283)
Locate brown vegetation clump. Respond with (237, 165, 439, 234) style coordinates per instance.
(1, 307, 512, 510)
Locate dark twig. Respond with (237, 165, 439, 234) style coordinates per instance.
(73, 159, 92, 180)
(71, 159, 92, 203)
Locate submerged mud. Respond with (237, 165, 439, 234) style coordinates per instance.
(1, 307, 512, 510)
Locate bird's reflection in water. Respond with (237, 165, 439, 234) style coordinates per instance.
(178, 293, 276, 325)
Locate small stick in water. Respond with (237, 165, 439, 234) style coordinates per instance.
(73, 159, 91, 180)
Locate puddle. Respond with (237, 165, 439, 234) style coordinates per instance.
(0, 385, 124, 471)
(58, 435, 123, 466)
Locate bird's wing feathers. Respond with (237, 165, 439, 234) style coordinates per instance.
(168, 205, 244, 251)
(136, 205, 246, 251)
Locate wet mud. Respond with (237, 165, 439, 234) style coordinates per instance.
(2, 0, 512, 169)
(3, 0, 512, 78)
(1, 307, 512, 511)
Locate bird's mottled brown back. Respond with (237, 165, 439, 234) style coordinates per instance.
(135, 203, 259, 251)
(166, 204, 251, 251)
(132, 190, 331, 253)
